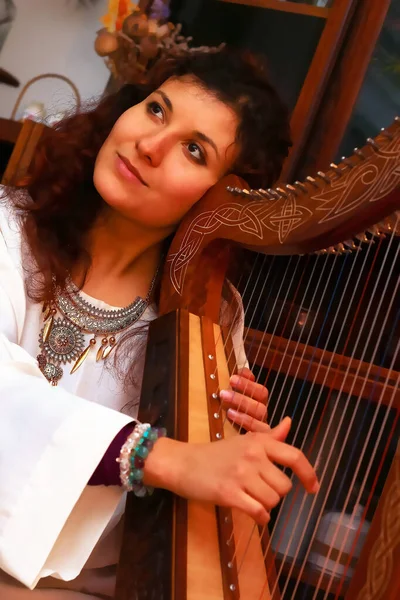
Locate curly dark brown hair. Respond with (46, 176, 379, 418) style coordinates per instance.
(10, 48, 291, 299)
(7, 48, 291, 396)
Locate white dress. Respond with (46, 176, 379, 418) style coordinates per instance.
(0, 190, 248, 598)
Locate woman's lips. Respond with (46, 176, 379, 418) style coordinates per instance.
(116, 153, 149, 186)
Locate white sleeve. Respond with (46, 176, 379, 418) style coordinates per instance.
(0, 199, 132, 589)
(220, 282, 249, 371)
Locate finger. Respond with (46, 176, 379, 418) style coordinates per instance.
(268, 417, 292, 442)
(227, 408, 271, 433)
(236, 366, 255, 382)
(229, 375, 269, 405)
(220, 390, 267, 421)
(244, 479, 281, 512)
(260, 462, 293, 497)
(264, 437, 319, 494)
(235, 492, 271, 526)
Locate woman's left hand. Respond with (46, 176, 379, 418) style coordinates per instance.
(220, 367, 270, 433)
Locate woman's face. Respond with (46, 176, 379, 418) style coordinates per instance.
(94, 77, 239, 233)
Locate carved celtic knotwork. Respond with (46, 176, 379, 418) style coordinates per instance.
(316, 140, 400, 224)
(167, 119, 400, 296)
(168, 199, 313, 295)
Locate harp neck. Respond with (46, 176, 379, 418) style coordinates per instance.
(160, 119, 400, 317)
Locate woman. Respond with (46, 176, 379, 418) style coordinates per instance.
(0, 49, 319, 598)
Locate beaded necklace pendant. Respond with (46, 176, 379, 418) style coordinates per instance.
(38, 316, 86, 385)
(37, 269, 158, 386)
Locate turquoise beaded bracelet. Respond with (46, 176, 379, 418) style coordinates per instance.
(118, 423, 167, 496)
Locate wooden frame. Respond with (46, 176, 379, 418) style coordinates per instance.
(219, 0, 331, 18)
(296, 0, 392, 175)
(217, 0, 362, 183)
(279, 0, 360, 182)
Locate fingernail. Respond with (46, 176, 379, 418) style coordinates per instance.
(220, 389, 233, 401)
(227, 408, 240, 418)
(311, 481, 320, 494)
(230, 375, 240, 385)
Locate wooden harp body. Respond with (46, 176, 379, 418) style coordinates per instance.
(115, 120, 400, 600)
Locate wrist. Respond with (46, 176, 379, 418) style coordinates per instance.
(142, 436, 186, 493)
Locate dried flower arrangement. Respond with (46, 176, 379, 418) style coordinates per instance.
(94, 0, 224, 87)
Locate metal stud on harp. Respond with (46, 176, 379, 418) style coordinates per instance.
(116, 118, 400, 600)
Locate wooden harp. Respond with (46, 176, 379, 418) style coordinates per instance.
(115, 119, 400, 600)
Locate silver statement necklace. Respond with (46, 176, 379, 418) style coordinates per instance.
(37, 272, 158, 386)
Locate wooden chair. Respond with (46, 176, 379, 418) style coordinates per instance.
(0, 118, 46, 186)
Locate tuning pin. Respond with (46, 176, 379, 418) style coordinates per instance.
(354, 148, 366, 160)
(330, 163, 343, 176)
(355, 232, 375, 244)
(341, 157, 354, 169)
(247, 189, 264, 200)
(266, 188, 281, 199)
(233, 187, 248, 196)
(378, 219, 393, 233)
(226, 186, 238, 195)
(294, 180, 308, 193)
(326, 246, 338, 254)
(343, 239, 359, 250)
(226, 186, 250, 197)
(367, 137, 380, 151)
(367, 224, 385, 238)
(380, 127, 394, 141)
(377, 213, 400, 234)
(315, 248, 328, 255)
(335, 243, 350, 254)
(256, 188, 276, 200)
(317, 171, 332, 184)
(276, 187, 289, 198)
(306, 176, 320, 188)
(285, 184, 298, 195)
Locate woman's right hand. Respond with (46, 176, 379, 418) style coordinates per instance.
(143, 417, 319, 526)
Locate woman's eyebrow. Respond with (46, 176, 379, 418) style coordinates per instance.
(154, 90, 219, 159)
(193, 131, 219, 159)
(154, 90, 173, 113)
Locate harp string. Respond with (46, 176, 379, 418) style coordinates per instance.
(215, 255, 286, 557)
(321, 295, 400, 597)
(236, 253, 343, 585)
(266, 251, 353, 593)
(248, 254, 311, 405)
(213, 255, 307, 563)
(281, 231, 399, 599)
(260, 256, 327, 428)
(326, 345, 400, 599)
(267, 252, 342, 425)
(278, 236, 396, 598)
(314, 297, 400, 599)
(242, 255, 292, 369)
(307, 234, 400, 600)
(258, 255, 311, 392)
(197, 207, 398, 595)
(264, 235, 376, 571)
(222, 243, 369, 575)
(216, 251, 267, 388)
(261, 250, 361, 593)
(333, 386, 399, 599)
(256, 232, 388, 592)
(319, 281, 400, 596)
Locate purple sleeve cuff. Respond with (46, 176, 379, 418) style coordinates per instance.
(88, 422, 135, 486)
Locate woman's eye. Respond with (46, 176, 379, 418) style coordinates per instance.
(147, 101, 164, 121)
(187, 142, 206, 165)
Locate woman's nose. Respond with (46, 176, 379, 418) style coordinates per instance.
(136, 132, 169, 167)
